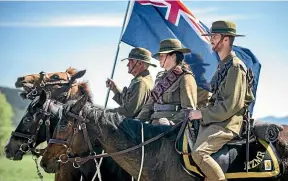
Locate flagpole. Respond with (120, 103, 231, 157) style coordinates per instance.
(104, 0, 132, 108)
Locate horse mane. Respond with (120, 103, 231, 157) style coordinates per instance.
(69, 81, 93, 103)
(84, 104, 178, 145)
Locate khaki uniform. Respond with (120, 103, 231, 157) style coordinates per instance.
(197, 87, 212, 108)
(110, 70, 153, 118)
(191, 51, 255, 181)
(136, 66, 197, 124)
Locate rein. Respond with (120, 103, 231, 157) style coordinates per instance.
(49, 109, 103, 181)
(53, 111, 184, 165)
(26, 71, 73, 102)
(11, 107, 52, 156)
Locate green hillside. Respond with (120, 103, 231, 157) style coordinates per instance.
(0, 86, 30, 126)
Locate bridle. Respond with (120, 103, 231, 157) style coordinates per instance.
(25, 71, 74, 102)
(48, 104, 101, 168)
(11, 100, 54, 155)
(48, 104, 104, 181)
(11, 71, 75, 155)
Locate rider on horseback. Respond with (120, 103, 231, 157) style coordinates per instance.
(189, 20, 255, 181)
(106, 47, 156, 118)
(136, 38, 198, 125)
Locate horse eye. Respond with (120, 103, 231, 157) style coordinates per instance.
(51, 74, 59, 79)
(59, 125, 68, 132)
(24, 117, 32, 123)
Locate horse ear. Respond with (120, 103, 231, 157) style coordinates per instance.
(71, 94, 89, 113)
(70, 69, 86, 82)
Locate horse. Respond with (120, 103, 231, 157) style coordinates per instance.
(35, 91, 288, 181)
(4, 67, 132, 181)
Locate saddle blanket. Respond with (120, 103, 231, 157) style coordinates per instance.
(177, 124, 281, 179)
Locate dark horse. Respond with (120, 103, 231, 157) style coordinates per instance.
(4, 67, 132, 181)
(36, 91, 288, 181)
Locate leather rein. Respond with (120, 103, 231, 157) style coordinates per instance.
(50, 107, 187, 166)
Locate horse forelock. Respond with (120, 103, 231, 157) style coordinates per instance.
(65, 67, 78, 75)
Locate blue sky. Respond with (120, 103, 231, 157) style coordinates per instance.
(0, 1, 287, 119)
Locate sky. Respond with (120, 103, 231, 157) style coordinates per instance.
(0, 1, 287, 119)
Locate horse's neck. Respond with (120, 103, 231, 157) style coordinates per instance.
(81, 108, 196, 181)
(85, 110, 145, 178)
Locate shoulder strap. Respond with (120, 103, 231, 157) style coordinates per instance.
(210, 59, 233, 94)
(243, 68, 255, 119)
(246, 68, 254, 92)
(150, 67, 185, 103)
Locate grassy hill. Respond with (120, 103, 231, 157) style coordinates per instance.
(0, 86, 30, 127)
(258, 115, 288, 125)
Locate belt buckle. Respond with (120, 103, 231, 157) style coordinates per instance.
(175, 105, 179, 111)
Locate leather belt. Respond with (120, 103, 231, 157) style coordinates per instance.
(153, 103, 181, 112)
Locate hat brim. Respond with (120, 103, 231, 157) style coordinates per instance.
(202, 33, 245, 37)
(120, 58, 157, 68)
(152, 48, 191, 59)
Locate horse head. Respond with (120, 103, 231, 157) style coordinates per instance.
(15, 67, 86, 101)
(37, 92, 92, 173)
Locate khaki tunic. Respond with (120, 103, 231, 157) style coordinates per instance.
(110, 70, 153, 118)
(197, 87, 212, 108)
(136, 66, 197, 123)
(200, 51, 255, 135)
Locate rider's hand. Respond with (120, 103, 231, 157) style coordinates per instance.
(106, 78, 118, 93)
(151, 118, 174, 126)
(189, 110, 202, 120)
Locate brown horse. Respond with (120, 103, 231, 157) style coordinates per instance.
(14, 67, 89, 102)
(5, 67, 86, 181)
(5, 67, 132, 181)
(37, 92, 288, 181)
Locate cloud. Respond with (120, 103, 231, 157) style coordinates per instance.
(190, 8, 253, 25)
(190, 7, 220, 14)
(186, 5, 261, 26)
(198, 14, 250, 24)
(0, 5, 257, 28)
(0, 14, 124, 27)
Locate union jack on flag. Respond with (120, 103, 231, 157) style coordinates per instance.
(122, 0, 217, 91)
(121, 0, 261, 114)
(138, 0, 210, 43)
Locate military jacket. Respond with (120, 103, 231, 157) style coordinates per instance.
(136, 66, 197, 123)
(201, 51, 255, 135)
(197, 87, 212, 108)
(110, 70, 153, 118)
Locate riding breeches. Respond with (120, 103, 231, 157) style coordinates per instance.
(191, 124, 235, 181)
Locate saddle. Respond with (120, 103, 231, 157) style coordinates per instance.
(176, 119, 282, 179)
